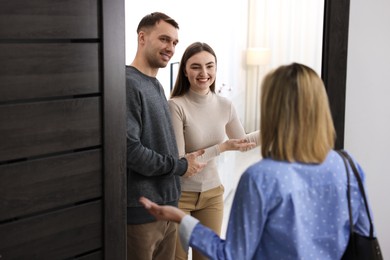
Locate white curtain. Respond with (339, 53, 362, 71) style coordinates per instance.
(245, 0, 324, 131)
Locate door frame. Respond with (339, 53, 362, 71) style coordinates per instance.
(322, 0, 350, 149)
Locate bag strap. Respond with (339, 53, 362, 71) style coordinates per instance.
(338, 150, 375, 238)
(336, 150, 354, 236)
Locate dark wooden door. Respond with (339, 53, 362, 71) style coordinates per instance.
(0, 0, 126, 259)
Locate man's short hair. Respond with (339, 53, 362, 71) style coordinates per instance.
(137, 12, 179, 33)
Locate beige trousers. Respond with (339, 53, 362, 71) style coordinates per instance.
(175, 185, 224, 260)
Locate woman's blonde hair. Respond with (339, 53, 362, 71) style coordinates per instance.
(260, 63, 335, 163)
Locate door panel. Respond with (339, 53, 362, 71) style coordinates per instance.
(0, 0, 98, 39)
(0, 202, 102, 259)
(0, 43, 99, 102)
(0, 150, 102, 221)
(0, 97, 101, 161)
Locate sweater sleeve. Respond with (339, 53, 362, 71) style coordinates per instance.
(184, 170, 266, 259)
(196, 144, 221, 164)
(197, 103, 261, 163)
(225, 102, 261, 145)
(168, 99, 186, 158)
(245, 130, 260, 146)
(126, 79, 187, 177)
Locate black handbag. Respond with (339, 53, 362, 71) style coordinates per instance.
(337, 150, 383, 260)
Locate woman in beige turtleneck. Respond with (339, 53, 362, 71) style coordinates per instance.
(168, 42, 260, 260)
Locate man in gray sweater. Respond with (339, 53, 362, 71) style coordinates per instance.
(126, 12, 206, 260)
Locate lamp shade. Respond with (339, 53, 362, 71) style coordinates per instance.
(246, 47, 271, 66)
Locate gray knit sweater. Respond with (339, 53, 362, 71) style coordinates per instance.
(126, 66, 187, 224)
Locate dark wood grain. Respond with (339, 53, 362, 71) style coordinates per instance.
(102, 0, 127, 258)
(0, 201, 102, 259)
(0, 149, 102, 221)
(0, 97, 101, 161)
(0, 43, 99, 102)
(0, 0, 98, 39)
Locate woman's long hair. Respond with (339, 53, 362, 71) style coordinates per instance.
(170, 42, 217, 98)
(260, 63, 336, 163)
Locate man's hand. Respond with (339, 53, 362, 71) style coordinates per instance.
(183, 149, 206, 178)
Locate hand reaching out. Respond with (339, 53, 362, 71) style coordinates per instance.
(139, 196, 186, 223)
(219, 138, 256, 153)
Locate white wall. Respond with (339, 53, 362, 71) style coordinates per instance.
(345, 0, 390, 257)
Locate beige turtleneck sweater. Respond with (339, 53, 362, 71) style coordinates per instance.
(168, 90, 260, 192)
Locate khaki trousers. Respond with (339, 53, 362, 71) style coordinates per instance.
(175, 185, 224, 260)
(127, 220, 177, 260)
